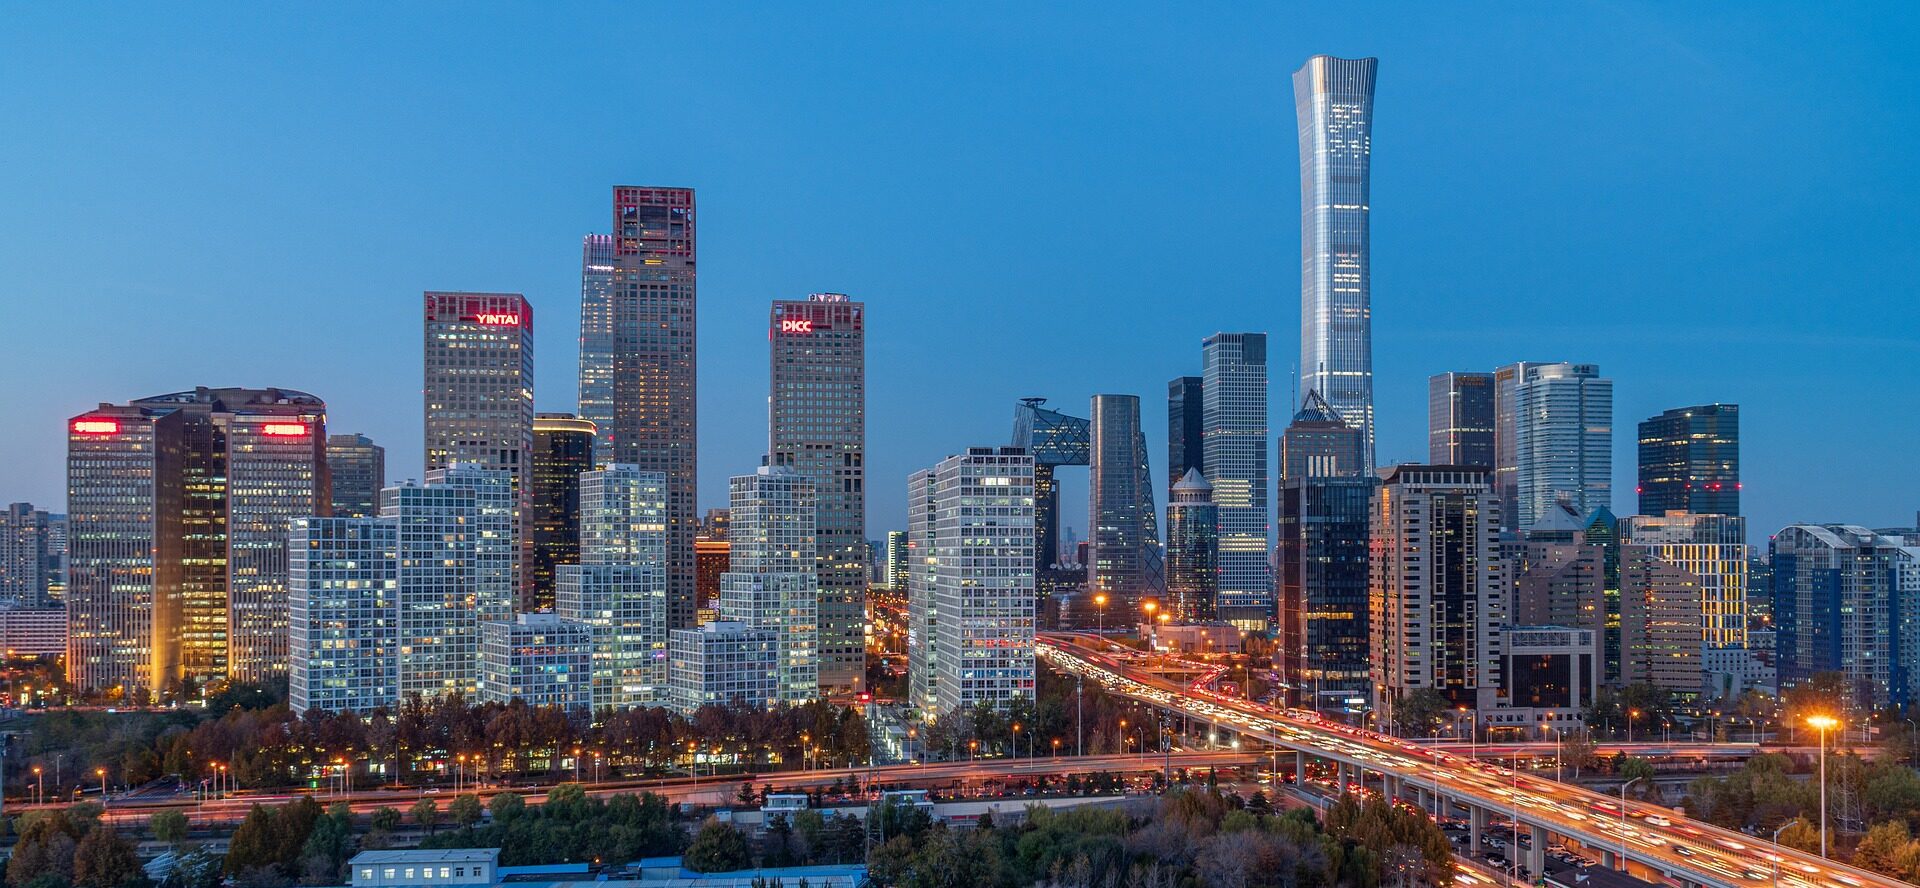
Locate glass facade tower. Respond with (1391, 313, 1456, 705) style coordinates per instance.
(1277, 392, 1372, 709)
(1638, 404, 1740, 517)
(576, 233, 617, 462)
(1511, 363, 1612, 532)
(1088, 394, 1163, 616)
(530, 414, 597, 611)
(1428, 371, 1495, 468)
(1201, 333, 1270, 629)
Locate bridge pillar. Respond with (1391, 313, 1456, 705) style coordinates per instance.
(1384, 774, 1401, 803)
(1527, 823, 1547, 879)
(1599, 848, 1617, 869)
(1468, 804, 1484, 852)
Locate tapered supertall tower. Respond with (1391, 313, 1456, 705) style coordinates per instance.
(1294, 55, 1378, 467)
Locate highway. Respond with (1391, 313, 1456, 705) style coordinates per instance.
(1040, 632, 1899, 888)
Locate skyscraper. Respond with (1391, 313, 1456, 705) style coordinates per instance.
(919, 447, 1036, 716)
(67, 387, 329, 696)
(1167, 376, 1204, 496)
(1370, 466, 1507, 722)
(384, 464, 516, 700)
(768, 294, 866, 694)
(423, 291, 534, 598)
(1427, 371, 1495, 468)
(1294, 55, 1378, 466)
(906, 469, 938, 713)
(1164, 469, 1219, 623)
(1276, 392, 1373, 709)
(1088, 395, 1162, 617)
(290, 517, 397, 714)
(0, 503, 53, 607)
(1771, 525, 1918, 708)
(1492, 361, 1546, 532)
(1619, 512, 1749, 650)
(1511, 363, 1612, 532)
(1638, 404, 1740, 517)
(1201, 333, 1270, 629)
(557, 465, 668, 709)
(884, 530, 909, 591)
(609, 186, 698, 633)
(325, 434, 385, 519)
(576, 233, 617, 462)
(530, 413, 597, 611)
(717, 465, 819, 704)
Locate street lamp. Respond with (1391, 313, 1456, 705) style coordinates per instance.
(32, 765, 42, 805)
(1094, 594, 1109, 634)
(1807, 714, 1837, 858)
(1620, 776, 1644, 871)
(1011, 723, 1022, 760)
(96, 767, 106, 805)
(1052, 738, 1060, 759)
(1627, 709, 1640, 744)
(1142, 600, 1158, 643)
(1771, 821, 1792, 888)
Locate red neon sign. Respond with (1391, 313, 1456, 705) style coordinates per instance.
(470, 313, 521, 326)
(260, 423, 309, 437)
(71, 419, 119, 435)
(779, 318, 814, 334)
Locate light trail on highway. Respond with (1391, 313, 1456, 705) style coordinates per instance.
(1040, 632, 1899, 888)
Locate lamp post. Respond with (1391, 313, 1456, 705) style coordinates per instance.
(1095, 594, 1109, 634)
(32, 765, 41, 805)
(1771, 822, 1792, 888)
(1627, 709, 1639, 744)
(1011, 723, 1021, 760)
(1619, 776, 1643, 871)
(1142, 600, 1158, 646)
(1807, 714, 1837, 858)
(96, 767, 106, 806)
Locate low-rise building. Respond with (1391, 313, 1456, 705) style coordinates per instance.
(1488, 625, 1597, 737)
(0, 607, 66, 657)
(349, 850, 498, 888)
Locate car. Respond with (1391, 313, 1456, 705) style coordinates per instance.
(1671, 844, 1695, 858)
(1741, 871, 1769, 882)
(1646, 814, 1670, 826)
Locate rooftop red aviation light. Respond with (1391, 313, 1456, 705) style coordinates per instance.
(260, 423, 310, 437)
(71, 419, 119, 435)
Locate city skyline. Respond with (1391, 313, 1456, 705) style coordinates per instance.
(4, 8, 1918, 544)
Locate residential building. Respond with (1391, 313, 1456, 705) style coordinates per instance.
(768, 294, 866, 694)
(1276, 392, 1373, 709)
(608, 187, 698, 633)
(556, 465, 668, 709)
(668, 620, 779, 714)
(383, 468, 497, 701)
(1088, 395, 1162, 618)
(478, 613, 593, 710)
(431, 463, 518, 625)
(1618, 546, 1706, 697)
(67, 387, 328, 695)
(0, 503, 53, 607)
(1370, 465, 1506, 724)
(1167, 376, 1204, 496)
(905, 468, 937, 713)
(575, 233, 617, 462)
(1619, 512, 1749, 649)
(1164, 469, 1219, 623)
(1510, 508, 1608, 653)
(326, 434, 386, 519)
(290, 517, 397, 714)
(530, 414, 597, 610)
(716, 464, 819, 703)
(1511, 363, 1612, 532)
(1637, 405, 1740, 517)
(1771, 525, 1920, 708)
(1294, 54, 1378, 466)
(0, 608, 66, 658)
(1201, 333, 1270, 628)
(924, 447, 1036, 716)
(1427, 371, 1495, 468)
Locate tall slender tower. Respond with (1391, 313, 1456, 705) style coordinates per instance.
(1166, 376, 1204, 497)
(529, 414, 597, 611)
(768, 294, 866, 695)
(423, 292, 534, 598)
(1427, 371, 1495, 468)
(1294, 56, 1378, 466)
(609, 187, 698, 631)
(576, 234, 617, 462)
(1201, 333, 1269, 629)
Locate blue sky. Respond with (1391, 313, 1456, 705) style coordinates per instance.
(2, 4, 1916, 541)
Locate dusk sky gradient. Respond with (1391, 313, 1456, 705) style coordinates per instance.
(3, 4, 1917, 542)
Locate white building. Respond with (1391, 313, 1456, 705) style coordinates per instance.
(924, 447, 1036, 717)
(716, 465, 819, 703)
(668, 619, 779, 713)
(290, 518, 398, 714)
(556, 466, 668, 708)
(906, 469, 938, 713)
(351, 849, 497, 888)
(1509, 363, 1612, 532)
(478, 613, 592, 710)
(1370, 465, 1507, 724)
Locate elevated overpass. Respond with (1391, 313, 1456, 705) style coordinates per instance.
(1040, 632, 1894, 888)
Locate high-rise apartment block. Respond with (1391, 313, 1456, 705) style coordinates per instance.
(1427, 371, 1495, 468)
(1164, 470, 1219, 623)
(1638, 405, 1740, 517)
(423, 291, 533, 607)
(384, 465, 516, 701)
(883, 530, 909, 591)
(1088, 395, 1162, 617)
(668, 620, 779, 715)
(1276, 393, 1373, 709)
(1, 503, 54, 607)
(1294, 55, 1378, 466)
(1619, 512, 1749, 650)
(556, 465, 668, 709)
(325, 434, 385, 519)
(915, 447, 1036, 717)
(608, 187, 698, 633)
(576, 233, 618, 462)
(1201, 333, 1270, 629)
(1510, 363, 1612, 532)
(290, 518, 397, 714)
(530, 414, 597, 610)
(68, 387, 328, 696)
(1370, 466, 1507, 723)
(714, 465, 818, 703)
(768, 294, 865, 694)
(478, 613, 593, 710)
(1771, 525, 1920, 708)
(1167, 376, 1204, 495)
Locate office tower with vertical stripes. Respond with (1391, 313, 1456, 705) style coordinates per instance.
(576, 233, 617, 462)
(326, 434, 385, 519)
(1276, 392, 1373, 708)
(1294, 55, 1378, 467)
(1428, 371, 1495, 468)
(1164, 470, 1218, 623)
(768, 294, 866, 694)
(1088, 395, 1162, 617)
(530, 413, 597, 611)
(1202, 333, 1270, 629)
(609, 187, 698, 633)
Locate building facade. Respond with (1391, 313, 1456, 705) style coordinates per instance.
(1087, 395, 1162, 618)
(1294, 54, 1378, 466)
(1427, 371, 1495, 468)
(556, 465, 668, 709)
(1637, 404, 1740, 517)
(1276, 393, 1373, 710)
(906, 469, 938, 713)
(884, 530, 909, 591)
(1164, 470, 1219, 623)
(1511, 363, 1612, 533)
(290, 517, 398, 714)
(1167, 376, 1204, 497)
(477, 613, 593, 710)
(608, 187, 698, 633)
(1771, 525, 1919, 708)
(0, 503, 53, 607)
(0, 607, 66, 658)
(575, 233, 618, 462)
(1201, 333, 1270, 628)
(717, 465, 819, 704)
(325, 434, 385, 519)
(1619, 512, 1749, 650)
(1369, 466, 1506, 723)
(1492, 361, 1546, 533)
(668, 620, 779, 714)
(1618, 546, 1707, 696)
(768, 294, 866, 695)
(529, 414, 597, 611)
(923, 447, 1036, 716)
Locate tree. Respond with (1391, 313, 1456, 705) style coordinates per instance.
(488, 792, 525, 823)
(448, 794, 483, 829)
(1854, 821, 1915, 877)
(1776, 817, 1820, 853)
(148, 811, 188, 846)
(72, 827, 145, 888)
(1619, 756, 1658, 799)
(224, 806, 279, 877)
(410, 798, 440, 834)
(368, 807, 401, 832)
(1392, 689, 1449, 737)
(1563, 730, 1599, 778)
(684, 820, 751, 874)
